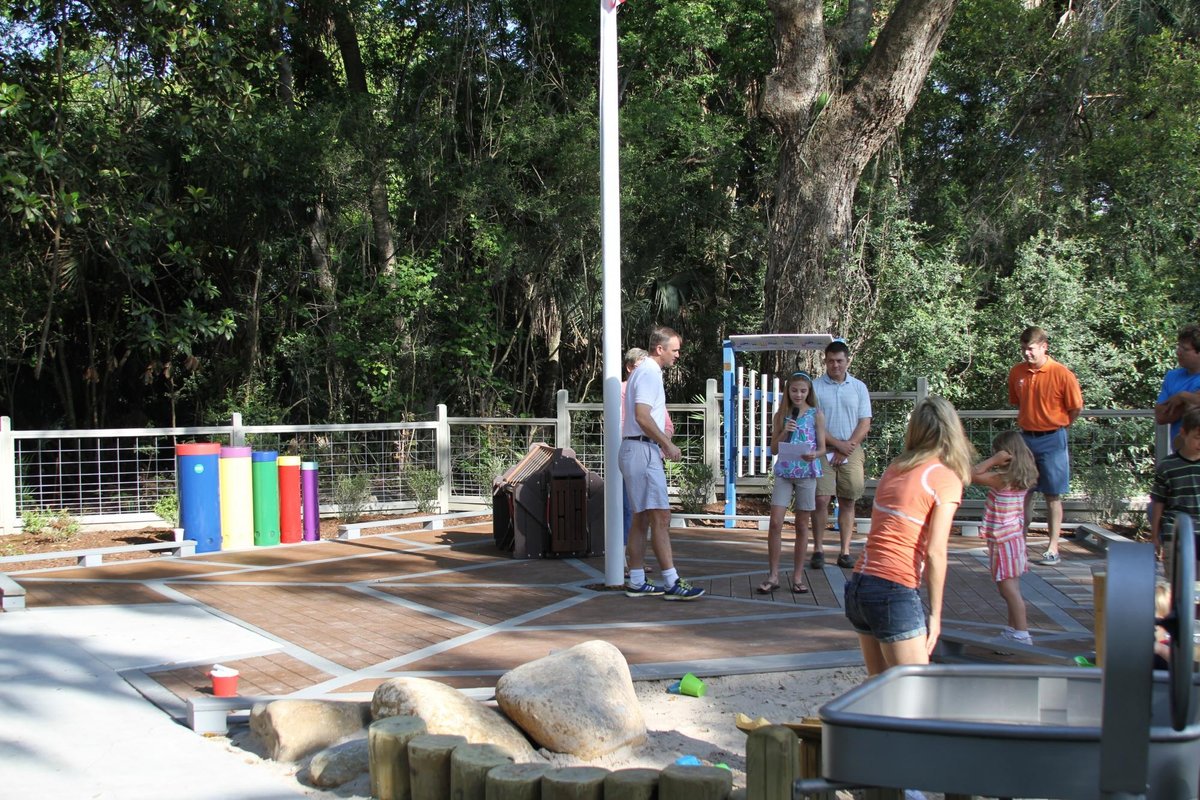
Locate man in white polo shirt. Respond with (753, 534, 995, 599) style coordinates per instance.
(619, 326, 704, 600)
(811, 339, 872, 569)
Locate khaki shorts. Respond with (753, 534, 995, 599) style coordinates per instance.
(816, 446, 866, 500)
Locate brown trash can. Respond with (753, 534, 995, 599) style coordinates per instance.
(492, 445, 604, 559)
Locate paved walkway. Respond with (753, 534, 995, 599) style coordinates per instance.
(0, 518, 1105, 797)
(11, 520, 1102, 698)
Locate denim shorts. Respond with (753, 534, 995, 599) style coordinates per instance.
(1022, 427, 1070, 496)
(843, 572, 927, 644)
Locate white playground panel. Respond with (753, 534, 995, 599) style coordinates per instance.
(722, 334, 834, 523)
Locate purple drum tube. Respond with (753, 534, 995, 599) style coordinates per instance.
(301, 461, 320, 541)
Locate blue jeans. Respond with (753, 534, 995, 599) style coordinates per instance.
(1022, 427, 1070, 495)
(844, 572, 927, 644)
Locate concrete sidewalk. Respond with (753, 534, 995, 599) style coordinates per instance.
(0, 603, 308, 799)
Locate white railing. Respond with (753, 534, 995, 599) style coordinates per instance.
(0, 383, 1166, 533)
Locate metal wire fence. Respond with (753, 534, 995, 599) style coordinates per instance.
(0, 390, 1162, 531)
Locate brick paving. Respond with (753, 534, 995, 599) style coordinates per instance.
(10, 519, 1103, 707)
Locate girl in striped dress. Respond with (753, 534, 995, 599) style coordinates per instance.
(971, 431, 1039, 645)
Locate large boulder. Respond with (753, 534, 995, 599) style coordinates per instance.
(371, 677, 540, 762)
(308, 738, 370, 787)
(249, 699, 370, 762)
(495, 640, 645, 758)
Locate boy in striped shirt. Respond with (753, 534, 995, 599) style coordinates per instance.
(1151, 406, 1200, 566)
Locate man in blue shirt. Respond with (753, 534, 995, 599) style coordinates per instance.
(1156, 323, 1200, 452)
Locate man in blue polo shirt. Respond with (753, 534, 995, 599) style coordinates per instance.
(1156, 323, 1200, 453)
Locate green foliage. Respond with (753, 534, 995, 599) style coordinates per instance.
(667, 461, 717, 514)
(332, 474, 372, 524)
(461, 449, 519, 497)
(406, 468, 444, 515)
(153, 491, 180, 528)
(0, 0, 1194, 432)
(1067, 417, 1154, 531)
(21, 508, 80, 540)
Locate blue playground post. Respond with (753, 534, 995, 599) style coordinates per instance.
(176, 442, 223, 553)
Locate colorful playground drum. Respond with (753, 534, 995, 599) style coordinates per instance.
(301, 462, 320, 541)
(277, 456, 302, 543)
(251, 450, 281, 546)
(176, 443, 222, 554)
(219, 446, 253, 549)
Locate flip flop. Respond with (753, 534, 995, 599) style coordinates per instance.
(755, 580, 780, 594)
(791, 582, 809, 594)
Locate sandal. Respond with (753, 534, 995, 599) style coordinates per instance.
(791, 582, 809, 594)
(756, 580, 780, 594)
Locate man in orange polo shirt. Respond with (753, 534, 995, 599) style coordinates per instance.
(1007, 326, 1084, 565)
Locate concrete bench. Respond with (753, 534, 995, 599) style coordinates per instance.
(955, 519, 1085, 538)
(1070, 522, 1128, 551)
(188, 694, 281, 734)
(0, 539, 197, 568)
(337, 511, 486, 540)
(0, 572, 26, 611)
(935, 628, 1079, 666)
(670, 513, 771, 531)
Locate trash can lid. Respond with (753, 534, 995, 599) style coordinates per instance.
(277, 456, 302, 466)
(220, 446, 252, 457)
(251, 450, 279, 462)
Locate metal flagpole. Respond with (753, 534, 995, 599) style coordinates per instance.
(600, 0, 623, 587)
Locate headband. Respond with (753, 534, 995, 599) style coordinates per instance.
(791, 371, 812, 381)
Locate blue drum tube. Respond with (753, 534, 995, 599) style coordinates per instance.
(176, 443, 222, 553)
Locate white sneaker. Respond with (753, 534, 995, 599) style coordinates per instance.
(994, 628, 1034, 654)
(1001, 628, 1034, 645)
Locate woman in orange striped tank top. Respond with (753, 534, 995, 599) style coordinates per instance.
(844, 397, 975, 674)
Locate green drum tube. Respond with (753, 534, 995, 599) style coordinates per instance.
(251, 450, 281, 546)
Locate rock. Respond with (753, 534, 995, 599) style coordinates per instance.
(249, 699, 371, 762)
(371, 678, 540, 762)
(308, 738, 370, 787)
(495, 640, 645, 758)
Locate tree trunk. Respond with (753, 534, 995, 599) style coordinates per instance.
(330, 2, 396, 275)
(761, 0, 960, 340)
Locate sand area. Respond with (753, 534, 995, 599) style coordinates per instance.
(221, 666, 869, 797)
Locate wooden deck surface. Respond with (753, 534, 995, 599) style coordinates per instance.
(10, 520, 1104, 707)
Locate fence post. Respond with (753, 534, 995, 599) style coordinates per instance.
(704, 379, 719, 504)
(0, 417, 16, 534)
(1155, 423, 1169, 464)
(556, 389, 570, 449)
(230, 412, 245, 446)
(916, 376, 929, 403)
(437, 405, 451, 513)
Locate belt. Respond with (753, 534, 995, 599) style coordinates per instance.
(624, 435, 654, 443)
(1022, 428, 1061, 437)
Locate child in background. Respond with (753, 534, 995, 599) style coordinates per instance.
(971, 430, 1040, 646)
(759, 372, 826, 594)
(1154, 582, 1172, 670)
(1150, 406, 1200, 570)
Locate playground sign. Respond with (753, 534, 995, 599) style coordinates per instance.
(721, 334, 834, 525)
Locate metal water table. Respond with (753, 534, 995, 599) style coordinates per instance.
(802, 515, 1200, 799)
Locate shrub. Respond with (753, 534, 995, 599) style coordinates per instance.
(22, 508, 80, 540)
(407, 468, 443, 514)
(333, 474, 372, 523)
(154, 491, 180, 527)
(673, 462, 716, 514)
